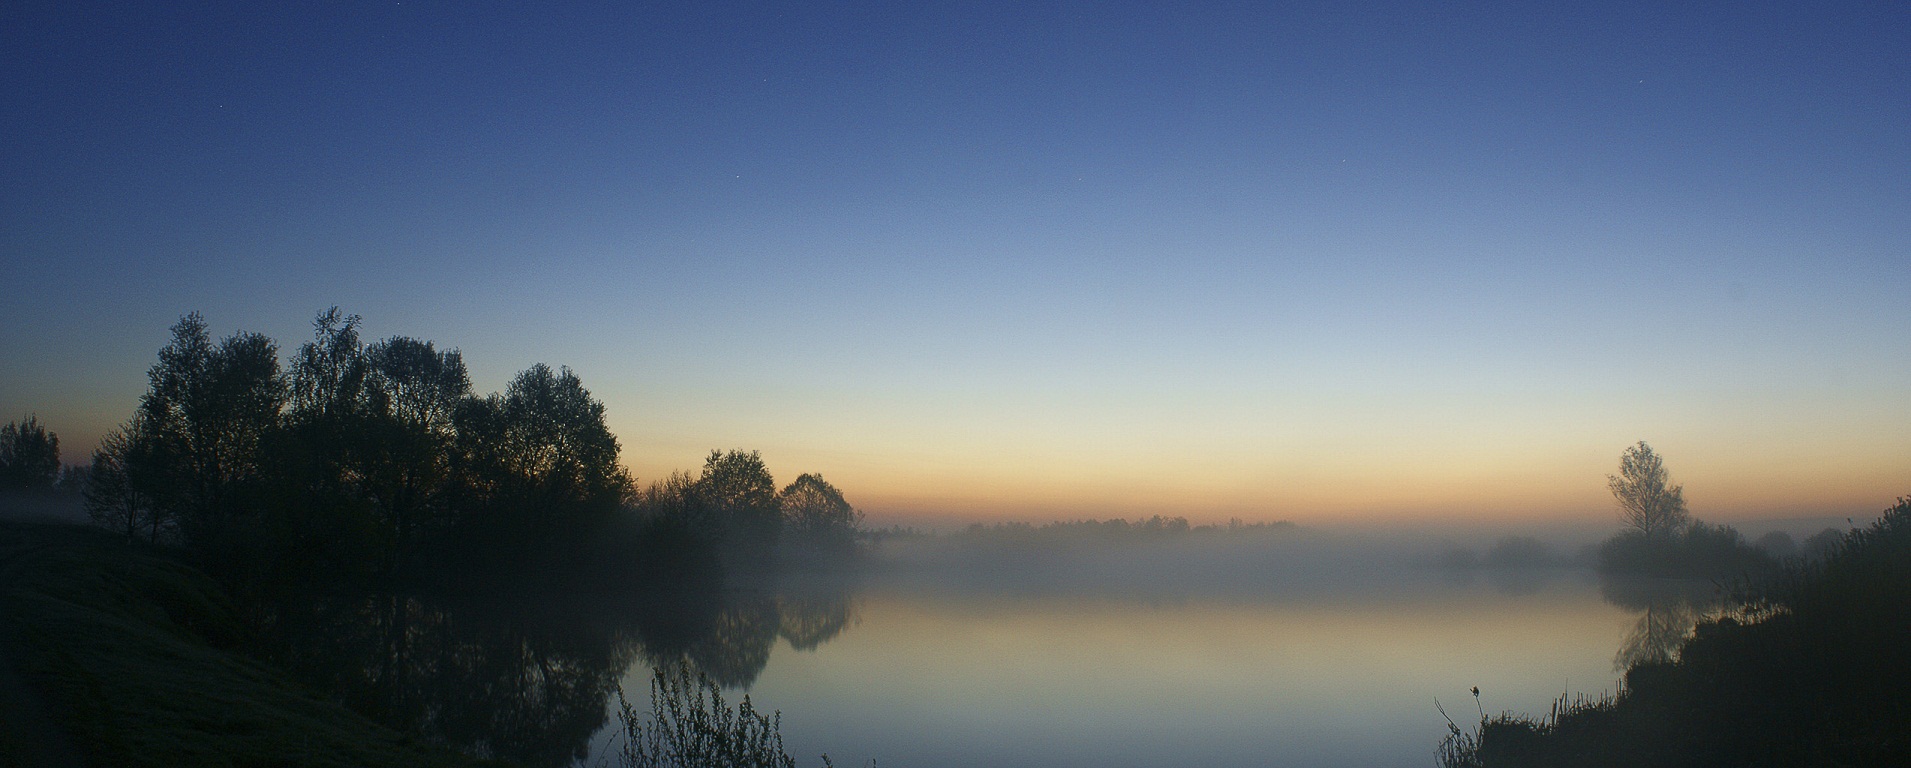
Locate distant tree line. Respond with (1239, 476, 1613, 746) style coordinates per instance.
(0, 416, 90, 524)
(70, 309, 862, 585)
(1, 415, 63, 489)
(953, 515, 1296, 547)
(1435, 535, 1575, 570)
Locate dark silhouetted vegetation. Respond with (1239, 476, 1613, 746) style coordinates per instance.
(1597, 522, 1778, 579)
(1594, 443, 1777, 579)
(68, 310, 865, 585)
(779, 473, 863, 555)
(0, 415, 86, 524)
(0, 520, 497, 768)
(4, 309, 872, 766)
(1608, 441, 1688, 539)
(1439, 496, 1911, 767)
(0, 415, 61, 489)
(616, 663, 805, 768)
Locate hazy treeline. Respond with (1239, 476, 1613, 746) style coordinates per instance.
(953, 515, 1296, 546)
(1433, 535, 1581, 570)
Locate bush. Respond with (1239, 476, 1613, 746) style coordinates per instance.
(1597, 522, 1776, 579)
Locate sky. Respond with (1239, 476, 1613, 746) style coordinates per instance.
(3, 1, 1907, 527)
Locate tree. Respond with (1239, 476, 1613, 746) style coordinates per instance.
(288, 307, 369, 422)
(280, 311, 476, 566)
(136, 313, 286, 536)
(0, 415, 61, 489)
(696, 449, 779, 548)
(498, 363, 626, 503)
(632, 470, 707, 528)
(1607, 441, 1688, 539)
(776, 473, 861, 544)
(361, 335, 470, 551)
(84, 416, 168, 541)
(365, 336, 468, 434)
(451, 363, 630, 542)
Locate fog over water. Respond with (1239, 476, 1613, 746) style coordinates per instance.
(580, 521, 1780, 768)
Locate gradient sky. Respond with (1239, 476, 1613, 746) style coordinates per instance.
(4, 1, 1906, 526)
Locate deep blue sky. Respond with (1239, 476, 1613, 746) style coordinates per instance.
(5, 1, 1907, 524)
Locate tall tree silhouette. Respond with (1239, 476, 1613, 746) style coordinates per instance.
(279, 310, 480, 569)
(137, 313, 286, 542)
(451, 364, 629, 548)
(361, 335, 470, 559)
(1608, 442, 1688, 539)
(696, 449, 781, 563)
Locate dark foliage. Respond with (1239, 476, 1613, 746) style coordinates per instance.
(0, 415, 61, 489)
(696, 449, 783, 572)
(44, 308, 873, 766)
(1597, 521, 1778, 579)
(1441, 497, 1911, 767)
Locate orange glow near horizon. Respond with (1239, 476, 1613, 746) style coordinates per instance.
(604, 377, 1908, 529)
(620, 429, 1907, 529)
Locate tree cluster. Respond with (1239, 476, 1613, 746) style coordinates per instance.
(82, 310, 634, 581)
(629, 449, 865, 574)
(78, 309, 866, 583)
(0, 415, 62, 490)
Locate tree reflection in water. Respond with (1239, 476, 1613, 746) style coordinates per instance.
(262, 580, 859, 767)
(683, 595, 782, 689)
(777, 591, 857, 651)
(1598, 576, 1723, 672)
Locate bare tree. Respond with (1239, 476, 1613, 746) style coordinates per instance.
(1608, 441, 1688, 539)
(85, 418, 168, 541)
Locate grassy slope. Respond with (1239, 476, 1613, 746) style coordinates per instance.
(0, 520, 507, 768)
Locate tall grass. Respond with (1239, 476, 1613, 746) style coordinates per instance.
(618, 662, 841, 768)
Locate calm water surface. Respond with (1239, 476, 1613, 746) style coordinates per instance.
(586, 566, 1637, 768)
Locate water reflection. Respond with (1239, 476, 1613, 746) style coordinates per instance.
(255, 549, 1718, 768)
(713, 581, 1634, 768)
(262, 578, 861, 767)
(778, 592, 858, 651)
(679, 594, 781, 689)
(1598, 576, 1723, 671)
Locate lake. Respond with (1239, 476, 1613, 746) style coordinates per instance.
(577, 538, 1665, 768)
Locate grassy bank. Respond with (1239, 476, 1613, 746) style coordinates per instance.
(0, 520, 505, 768)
